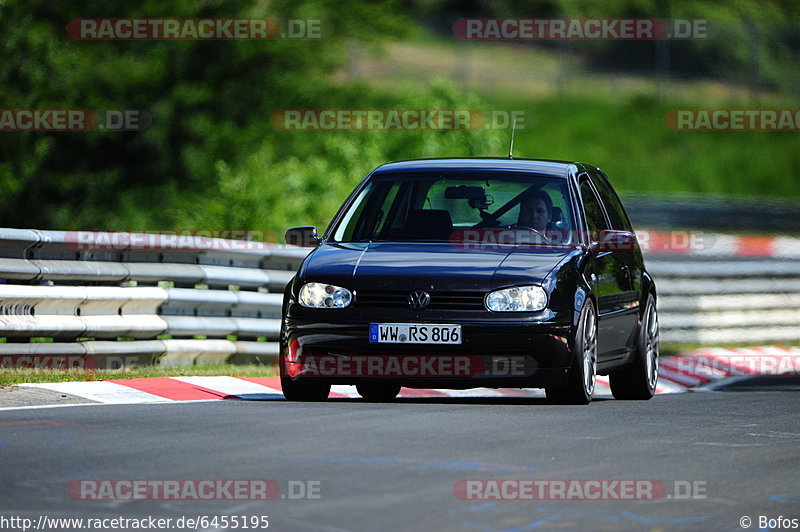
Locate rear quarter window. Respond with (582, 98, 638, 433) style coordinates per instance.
(589, 171, 633, 232)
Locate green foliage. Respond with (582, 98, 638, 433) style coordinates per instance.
(0, 0, 412, 229)
(192, 78, 504, 235)
(507, 93, 800, 197)
(408, 0, 800, 90)
(0, 363, 279, 388)
(0, 0, 797, 239)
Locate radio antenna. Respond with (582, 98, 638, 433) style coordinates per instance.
(507, 119, 517, 159)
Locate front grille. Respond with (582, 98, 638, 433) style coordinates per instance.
(354, 290, 486, 311)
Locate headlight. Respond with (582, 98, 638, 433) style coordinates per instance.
(298, 282, 352, 308)
(485, 285, 547, 312)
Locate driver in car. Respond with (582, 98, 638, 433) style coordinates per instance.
(517, 190, 553, 238)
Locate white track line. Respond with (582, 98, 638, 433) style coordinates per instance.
(0, 402, 103, 412)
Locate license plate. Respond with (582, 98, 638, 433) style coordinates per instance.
(369, 323, 462, 344)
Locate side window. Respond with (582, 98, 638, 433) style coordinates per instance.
(579, 179, 608, 241)
(590, 171, 633, 232)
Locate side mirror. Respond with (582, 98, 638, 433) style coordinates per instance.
(285, 226, 321, 247)
(590, 230, 637, 252)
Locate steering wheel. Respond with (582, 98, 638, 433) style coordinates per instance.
(509, 225, 550, 243)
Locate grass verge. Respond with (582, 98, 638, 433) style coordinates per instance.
(0, 364, 280, 388)
(342, 39, 800, 200)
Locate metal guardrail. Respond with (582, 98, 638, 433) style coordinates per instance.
(0, 228, 796, 368)
(622, 193, 800, 233)
(0, 229, 305, 367)
(649, 257, 800, 344)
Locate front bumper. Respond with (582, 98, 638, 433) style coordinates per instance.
(281, 319, 575, 389)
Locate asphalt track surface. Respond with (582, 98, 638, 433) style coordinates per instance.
(1, 391, 798, 532)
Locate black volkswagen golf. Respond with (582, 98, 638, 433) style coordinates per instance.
(281, 158, 659, 404)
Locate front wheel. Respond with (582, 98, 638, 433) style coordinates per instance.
(546, 300, 597, 405)
(279, 352, 330, 401)
(357, 383, 402, 402)
(280, 375, 331, 401)
(609, 293, 659, 400)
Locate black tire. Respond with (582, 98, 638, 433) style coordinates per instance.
(610, 293, 659, 400)
(279, 353, 330, 401)
(280, 375, 331, 401)
(356, 383, 402, 402)
(546, 300, 597, 405)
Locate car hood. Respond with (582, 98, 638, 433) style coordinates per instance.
(300, 242, 573, 291)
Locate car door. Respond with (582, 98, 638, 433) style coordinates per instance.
(578, 175, 631, 357)
(589, 169, 641, 347)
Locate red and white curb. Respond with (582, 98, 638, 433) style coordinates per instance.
(13, 376, 670, 406)
(658, 345, 800, 387)
(7, 346, 798, 408)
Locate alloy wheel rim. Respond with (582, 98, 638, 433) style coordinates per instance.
(582, 305, 597, 396)
(645, 301, 659, 389)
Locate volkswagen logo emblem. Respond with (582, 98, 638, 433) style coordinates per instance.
(408, 289, 431, 311)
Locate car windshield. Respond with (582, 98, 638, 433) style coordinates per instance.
(330, 173, 576, 246)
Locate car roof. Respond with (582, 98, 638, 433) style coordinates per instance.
(371, 157, 592, 179)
